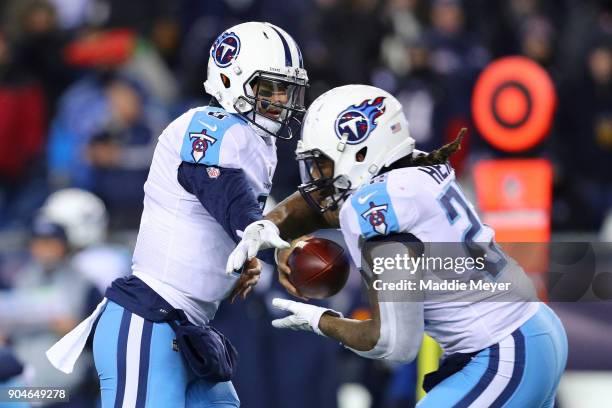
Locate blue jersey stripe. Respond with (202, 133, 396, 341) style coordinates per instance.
(114, 308, 132, 408)
(489, 330, 526, 407)
(270, 26, 292, 67)
(454, 343, 500, 408)
(135, 320, 153, 408)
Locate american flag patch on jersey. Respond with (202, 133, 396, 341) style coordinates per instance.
(206, 167, 221, 179)
(391, 122, 401, 133)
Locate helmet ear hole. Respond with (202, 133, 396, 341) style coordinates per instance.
(356, 147, 368, 162)
(220, 74, 231, 88)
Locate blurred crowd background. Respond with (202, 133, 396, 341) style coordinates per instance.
(0, 0, 611, 407)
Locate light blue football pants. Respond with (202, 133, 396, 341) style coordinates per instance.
(418, 303, 568, 408)
(93, 301, 239, 408)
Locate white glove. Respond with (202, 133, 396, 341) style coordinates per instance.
(225, 220, 290, 275)
(271, 298, 342, 336)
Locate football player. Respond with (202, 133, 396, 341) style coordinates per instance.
(47, 22, 307, 407)
(230, 85, 568, 407)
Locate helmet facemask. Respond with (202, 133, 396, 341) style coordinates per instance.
(235, 71, 307, 139)
(297, 149, 352, 213)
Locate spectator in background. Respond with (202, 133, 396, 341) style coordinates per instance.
(3, 0, 75, 115)
(0, 28, 48, 229)
(422, 0, 485, 173)
(476, 0, 561, 58)
(558, 0, 612, 78)
(380, 0, 425, 78)
(0, 218, 99, 406)
(519, 15, 557, 73)
(177, 0, 265, 105)
(47, 72, 167, 226)
(301, 0, 388, 100)
(0, 189, 129, 407)
(424, 0, 488, 77)
(39, 188, 131, 293)
(555, 37, 612, 230)
(393, 39, 446, 153)
(273, 0, 388, 201)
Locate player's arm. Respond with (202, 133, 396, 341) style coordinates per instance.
(272, 234, 424, 362)
(179, 162, 274, 298)
(261, 191, 340, 298)
(317, 285, 381, 351)
(225, 189, 337, 275)
(264, 191, 338, 240)
(178, 162, 265, 242)
(227, 152, 340, 278)
(249, 189, 342, 298)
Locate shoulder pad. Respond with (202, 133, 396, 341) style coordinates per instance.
(179, 107, 245, 166)
(350, 175, 400, 239)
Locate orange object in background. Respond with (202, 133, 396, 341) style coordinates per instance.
(474, 159, 553, 299)
(472, 56, 556, 152)
(474, 159, 553, 242)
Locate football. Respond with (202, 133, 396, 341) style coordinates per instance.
(287, 237, 350, 299)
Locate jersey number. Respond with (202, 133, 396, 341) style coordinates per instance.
(438, 183, 507, 277)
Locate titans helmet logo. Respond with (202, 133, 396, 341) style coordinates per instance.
(189, 130, 217, 163)
(361, 201, 389, 235)
(212, 32, 241, 67)
(335, 96, 386, 144)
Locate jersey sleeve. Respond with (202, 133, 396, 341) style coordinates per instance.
(339, 174, 421, 268)
(177, 163, 262, 243)
(346, 176, 407, 239)
(338, 203, 365, 269)
(179, 108, 246, 169)
(177, 108, 262, 243)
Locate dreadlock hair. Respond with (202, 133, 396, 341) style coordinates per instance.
(384, 128, 465, 172)
(410, 128, 465, 166)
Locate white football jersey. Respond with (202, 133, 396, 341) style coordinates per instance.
(132, 106, 277, 325)
(339, 165, 539, 354)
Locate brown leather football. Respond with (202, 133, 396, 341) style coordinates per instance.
(287, 237, 350, 299)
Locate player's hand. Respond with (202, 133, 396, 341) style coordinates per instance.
(226, 220, 290, 275)
(271, 298, 342, 336)
(229, 258, 262, 303)
(277, 235, 312, 300)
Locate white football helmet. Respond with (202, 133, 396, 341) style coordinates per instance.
(40, 188, 108, 248)
(296, 85, 415, 212)
(203, 21, 308, 138)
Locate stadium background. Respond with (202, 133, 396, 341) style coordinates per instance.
(0, 0, 611, 407)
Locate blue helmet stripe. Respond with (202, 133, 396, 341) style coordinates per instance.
(270, 26, 292, 67)
(296, 43, 304, 68)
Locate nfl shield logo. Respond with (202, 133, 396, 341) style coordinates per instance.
(206, 167, 221, 179)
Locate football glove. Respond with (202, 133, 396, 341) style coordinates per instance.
(271, 298, 342, 336)
(225, 220, 289, 275)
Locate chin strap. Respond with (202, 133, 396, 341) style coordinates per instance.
(252, 114, 282, 137)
